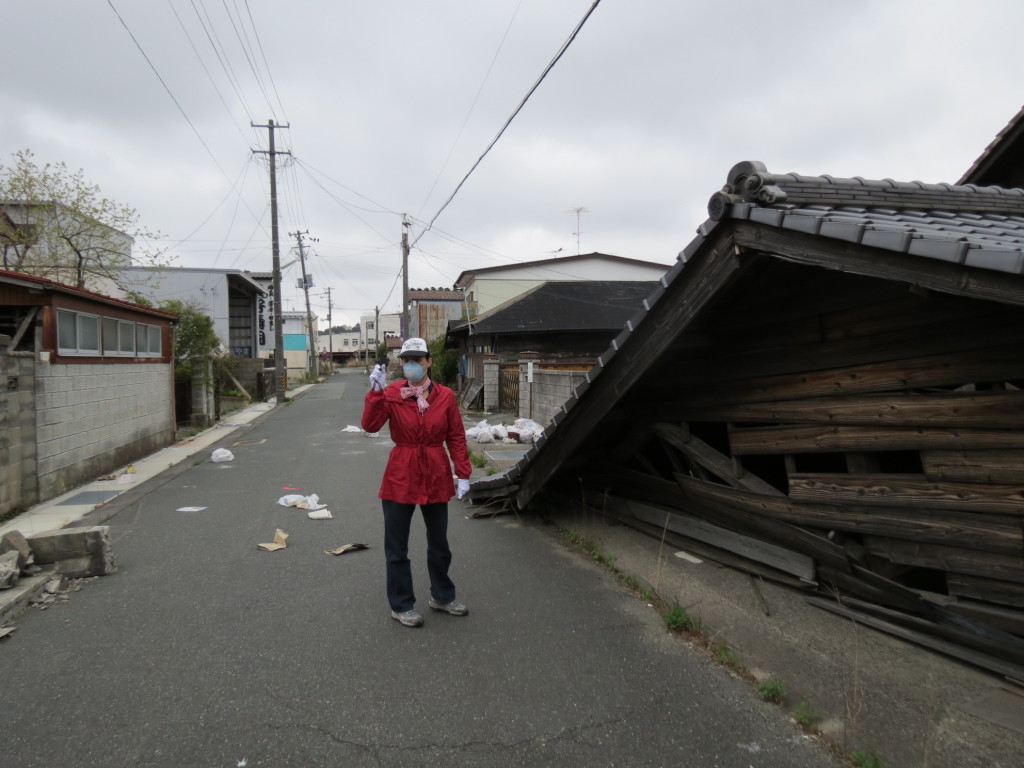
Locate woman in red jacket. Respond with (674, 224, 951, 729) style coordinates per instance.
(361, 337, 473, 628)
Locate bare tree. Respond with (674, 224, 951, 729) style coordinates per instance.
(0, 149, 172, 289)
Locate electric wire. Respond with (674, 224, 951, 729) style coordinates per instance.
(416, 0, 523, 220)
(412, 0, 603, 248)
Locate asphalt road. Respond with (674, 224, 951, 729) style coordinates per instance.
(0, 370, 841, 768)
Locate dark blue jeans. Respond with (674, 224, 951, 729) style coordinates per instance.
(382, 499, 456, 613)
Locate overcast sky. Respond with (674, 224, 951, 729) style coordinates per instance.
(3, 0, 1022, 326)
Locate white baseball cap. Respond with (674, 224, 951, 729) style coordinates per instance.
(398, 337, 429, 358)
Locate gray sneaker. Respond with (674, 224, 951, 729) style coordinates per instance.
(428, 597, 469, 616)
(391, 609, 424, 627)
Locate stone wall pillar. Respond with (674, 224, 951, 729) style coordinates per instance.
(482, 356, 499, 412)
(191, 357, 214, 427)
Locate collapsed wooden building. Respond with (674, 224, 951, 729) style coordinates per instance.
(469, 161, 1024, 681)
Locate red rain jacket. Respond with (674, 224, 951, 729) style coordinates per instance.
(361, 379, 472, 505)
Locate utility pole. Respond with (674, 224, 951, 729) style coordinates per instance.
(291, 229, 318, 376)
(252, 119, 290, 403)
(321, 286, 333, 369)
(401, 215, 410, 340)
(374, 305, 380, 363)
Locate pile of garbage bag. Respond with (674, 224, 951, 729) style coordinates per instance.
(465, 418, 544, 444)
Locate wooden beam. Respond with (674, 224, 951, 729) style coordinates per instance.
(923, 450, 1024, 485)
(671, 474, 851, 569)
(863, 536, 1024, 584)
(789, 473, 1024, 516)
(601, 494, 815, 581)
(9, 306, 38, 350)
(947, 574, 1024, 609)
(673, 472, 1021, 554)
(653, 422, 782, 496)
(653, 390, 1024, 428)
(729, 424, 1024, 455)
(662, 306, 1024, 389)
(732, 220, 1024, 308)
(665, 344, 1024, 409)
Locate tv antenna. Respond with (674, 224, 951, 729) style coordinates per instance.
(566, 207, 588, 254)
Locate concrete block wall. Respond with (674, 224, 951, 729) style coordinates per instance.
(0, 352, 39, 517)
(520, 368, 587, 428)
(35, 362, 174, 499)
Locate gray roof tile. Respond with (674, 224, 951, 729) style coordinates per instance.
(707, 161, 1024, 276)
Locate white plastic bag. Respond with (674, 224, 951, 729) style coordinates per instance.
(491, 423, 508, 440)
(211, 448, 235, 463)
(476, 429, 494, 444)
(277, 493, 326, 511)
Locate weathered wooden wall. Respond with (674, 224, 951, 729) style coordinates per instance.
(571, 259, 1024, 678)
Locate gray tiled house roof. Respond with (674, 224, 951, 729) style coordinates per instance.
(700, 161, 1024, 275)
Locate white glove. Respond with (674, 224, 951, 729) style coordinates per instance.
(456, 479, 470, 500)
(369, 365, 386, 390)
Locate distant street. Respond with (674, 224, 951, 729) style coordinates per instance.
(0, 369, 840, 768)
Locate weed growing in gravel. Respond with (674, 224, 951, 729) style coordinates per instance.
(758, 679, 787, 703)
(664, 603, 700, 632)
(850, 749, 883, 768)
(794, 700, 819, 726)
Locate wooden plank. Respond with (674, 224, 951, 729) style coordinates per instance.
(660, 391, 1024, 428)
(948, 574, 1024, 609)
(729, 424, 1024, 455)
(618, 497, 815, 581)
(863, 536, 1024, 585)
(676, 470, 1022, 554)
(668, 306, 1024, 388)
(664, 344, 1024, 410)
(789, 473, 1024, 516)
(588, 494, 810, 589)
(733, 220, 1024, 308)
(671, 474, 852, 569)
(654, 422, 783, 496)
(923, 450, 1024, 484)
(805, 596, 1024, 682)
(945, 599, 1024, 637)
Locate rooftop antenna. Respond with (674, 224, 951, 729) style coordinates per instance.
(566, 207, 588, 255)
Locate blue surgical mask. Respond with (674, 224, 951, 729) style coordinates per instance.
(403, 361, 425, 382)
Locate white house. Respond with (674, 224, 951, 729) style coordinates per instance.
(454, 252, 671, 317)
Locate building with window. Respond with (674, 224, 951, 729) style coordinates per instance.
(0, 269, 177, 515)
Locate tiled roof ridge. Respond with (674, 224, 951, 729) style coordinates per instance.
(708, 160, 1024, 221)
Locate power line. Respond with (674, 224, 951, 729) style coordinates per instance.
(412, 0, 603, 248)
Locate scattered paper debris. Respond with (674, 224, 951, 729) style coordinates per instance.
(307, 509, 333, 520)
(341, 425, 362, 432)
(175, 506, 208, 513)
(674, 550, 703, 564)
(324, 543, 369, 556)
(364, 432, 379, 438)
(211, 448, 235, 463)
(257, 529, 289, 551)
(117, 473, 135, 484)
(277, 493, 325, 510)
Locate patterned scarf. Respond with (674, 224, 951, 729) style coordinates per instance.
(400, 378, 432, 413)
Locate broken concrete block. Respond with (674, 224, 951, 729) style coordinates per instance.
(26, 526, 114, 577)
(0, 530, 34, 572)
(0, 550, 19, 589)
